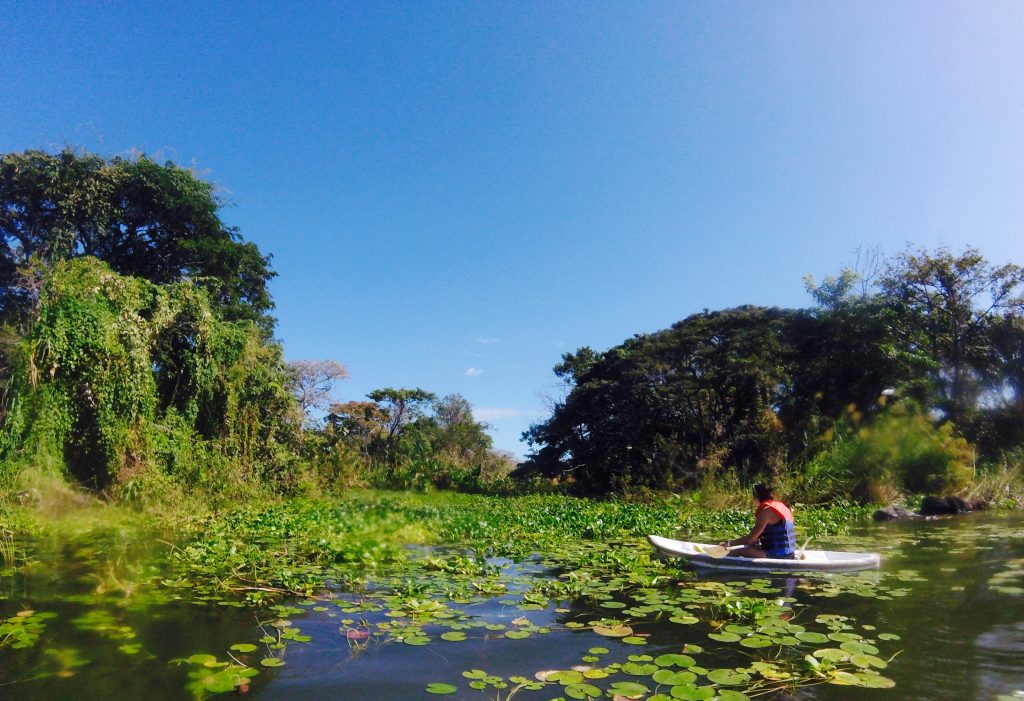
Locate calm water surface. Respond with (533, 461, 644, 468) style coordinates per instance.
(2, 513, 1022, 701)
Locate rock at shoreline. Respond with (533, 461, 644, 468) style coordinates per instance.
(873, 504, 920, 521)
(925, 495, 970, 515)
(875, 495, 988, 520)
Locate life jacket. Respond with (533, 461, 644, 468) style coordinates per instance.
(756, 499, 796, 557)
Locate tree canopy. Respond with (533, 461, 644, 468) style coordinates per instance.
(520, 247, 1024, 494)
(0, 149, 276, 332)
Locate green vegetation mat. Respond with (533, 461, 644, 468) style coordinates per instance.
(2, 491, 890, 699)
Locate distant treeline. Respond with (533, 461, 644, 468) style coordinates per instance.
(518, 247, 1024, 501)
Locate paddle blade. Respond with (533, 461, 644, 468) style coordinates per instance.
(695, 544, 730, 558)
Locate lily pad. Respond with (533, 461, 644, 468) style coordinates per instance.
(565, 682, 602, 699)
(652, 669, 696, 685)
(607, 681, 650, 698)
(593, 624, 633, 638)
(705, 668, 750, 685)
(707, 632, 741, 643)
(425, 682, 458, 695)
(668, 684, 714, 700)
(654, 654, 695, 668)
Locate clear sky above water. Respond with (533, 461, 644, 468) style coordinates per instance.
(3, 2, 1024, 456)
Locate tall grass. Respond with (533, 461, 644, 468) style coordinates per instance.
(963, 449, 1024, 508)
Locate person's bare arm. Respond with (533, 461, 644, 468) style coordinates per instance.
(725, 509, 773, 547)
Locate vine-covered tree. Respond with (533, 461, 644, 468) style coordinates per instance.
(0, 258, 299, 490)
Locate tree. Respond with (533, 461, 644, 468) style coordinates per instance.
(433, 393, 473, 429)
(287, 359, 349, 420)
(0, 149, 276, 331)
(521, 307, 799, 492)
(325, 400, 390, 459)
(880, 247, 1024, 422)
(429, 394, 493, 461)
(802, 268, 860, 310)
(365, 387, 437, 459)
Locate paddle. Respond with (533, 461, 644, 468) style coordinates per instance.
(694, 543, 744, 558)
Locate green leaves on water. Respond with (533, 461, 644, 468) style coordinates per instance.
(795, 631, 829, 643)
(651, 669, 696, 685)
(174, 653, 260, 696)
(565, 682, 602, 698)
(840, 640, 879, 655)
(667, 685, 715, 700)
(0, 609, 56, 650)
(3, 495, 910, 701)
(738, 634, 773, 649)
(592, 623, 632, 637)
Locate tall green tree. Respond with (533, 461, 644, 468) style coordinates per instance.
(427, 393, 493, 462)
(0, 149, 276, 331)
(880, 247, 1024, 423)
(522, 307, 800, 492)
(365, 387, 437, 461)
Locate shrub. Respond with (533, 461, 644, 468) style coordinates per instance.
(806, 401, 974, 503)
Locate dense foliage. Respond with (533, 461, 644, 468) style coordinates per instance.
(521, 247, 1024, 499)
(0, 489, 898, 699)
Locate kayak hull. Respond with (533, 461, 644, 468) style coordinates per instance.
(647, 535, 880, 572)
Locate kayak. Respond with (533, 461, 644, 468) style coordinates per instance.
(647, 535, 880, 572)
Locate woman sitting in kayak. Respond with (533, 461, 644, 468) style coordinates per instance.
(720, 483, 797, 559)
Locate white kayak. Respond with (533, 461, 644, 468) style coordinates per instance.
(647, 535, 880, 572)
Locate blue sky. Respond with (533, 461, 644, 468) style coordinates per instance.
(3, 2, 1024, 456)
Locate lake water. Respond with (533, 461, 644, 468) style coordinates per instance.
(2, 513, 1022, 701)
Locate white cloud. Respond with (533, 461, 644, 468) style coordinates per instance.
(465, 367, 484, 377)
(476, 337, 499, 344)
